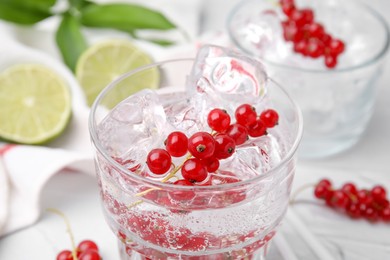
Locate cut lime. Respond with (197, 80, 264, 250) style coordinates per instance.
(75, 40, 159, 108)
(0, 64, 72, 144)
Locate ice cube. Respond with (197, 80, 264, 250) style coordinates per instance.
(97, 89, 167, 162)
(187, 45, 268, 119)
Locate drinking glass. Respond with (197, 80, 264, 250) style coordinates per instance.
(227, 0, 390, 158)
(89, 58, 303, 259)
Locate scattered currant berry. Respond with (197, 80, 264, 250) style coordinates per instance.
(235, 104, 257, 127)
(181, 158, 208, 183)
(371, 185, 387, 202)
(226, 123, 248, 145)
(213, 134, 236, 160)
(49, 208, 102, 260)
(57, 250, 72, 260)
(77, 240, 99, 254)
(146, 148, 172, 175)
(79, 250, 101, 260)
(308, 179, 390, 223)
(165, 131, 188, 157)
(207, 108, 231, 132)
(188, 132, 215, 159)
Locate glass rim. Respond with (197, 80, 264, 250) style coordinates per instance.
(89, 58, 303, 191)
(227, 0, 390, 74)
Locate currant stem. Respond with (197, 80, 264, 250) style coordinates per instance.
(130, 154, 193, 209)
(289, 183, 316, 204)
(47, 208, 78, 260)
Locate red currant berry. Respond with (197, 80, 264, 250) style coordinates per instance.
(181, 158, 208, 182)
(207, 108, 231, 132)
(371, 185, 387, 202)
(324, 54, 337, 69)
(318, 179, 332, 188)
(341, 183, 358, 196)
(188, 132, 215, 159)
(260, 109, 279, 128)
(165, 131, 188, 157)
(346, 203, 361, 219)
(301, 9, 314, 24)
(328, 39, 345, 56)
(202, 157, 220, 172)
(281, 2, 295, 17)
(79, 250, 101, 260)
(170, 180, 195, 200)
(294, 40, 308, 55)
(319, 33, 332, 45)
(235, 104, 257, 127)
(226, 123, 248, 145)
(282, 20, 304, 42)
(326, 190, 348, 208)
(248, 119, 267, 137)
(364, 207, 379, 222)
(381, 205, 390, 222)
(306, 38, 324, 58)
(78, 240, 99, 253)
(57, 250, 73, 260)
(289, 9, 311, 27)
(213, 134, 236, 159)
(357, 189, 370, 203)
(146, 148, 172, 175)
(314, 184, 332, 200)
(305, 22, 324, 38)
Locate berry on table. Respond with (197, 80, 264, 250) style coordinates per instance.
(309, 179, 390, 223)
(57, 250, 72, 260)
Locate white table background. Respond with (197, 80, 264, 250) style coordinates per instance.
(1, 0, 390, 259)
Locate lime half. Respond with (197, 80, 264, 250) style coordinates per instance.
(76, 40, 159, 108)
(0, 64, 72, 144)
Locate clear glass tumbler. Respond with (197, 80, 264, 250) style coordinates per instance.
(227, 0, 390, 158)
(89, 59, 303, 259)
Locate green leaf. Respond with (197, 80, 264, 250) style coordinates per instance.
(0, 0, 56, 12)
(0, 3, 51, 24)
(56, 13, 88, 72)
(80, 3, 176, 32)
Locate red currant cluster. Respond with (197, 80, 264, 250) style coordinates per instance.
(146, 104, 279, 186)
(57, 240, 101, 260)
(314, 179, 390, 222)
(279, 0, 346, 68)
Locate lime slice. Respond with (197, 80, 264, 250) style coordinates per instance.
(76, 40, 159, 107)
(0, 64, 72, 144)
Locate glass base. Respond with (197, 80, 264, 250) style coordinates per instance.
(117, 239, 270, 260)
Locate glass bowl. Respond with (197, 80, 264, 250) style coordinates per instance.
(227, 0, 390, 158)
(89, 58, 303, 259)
